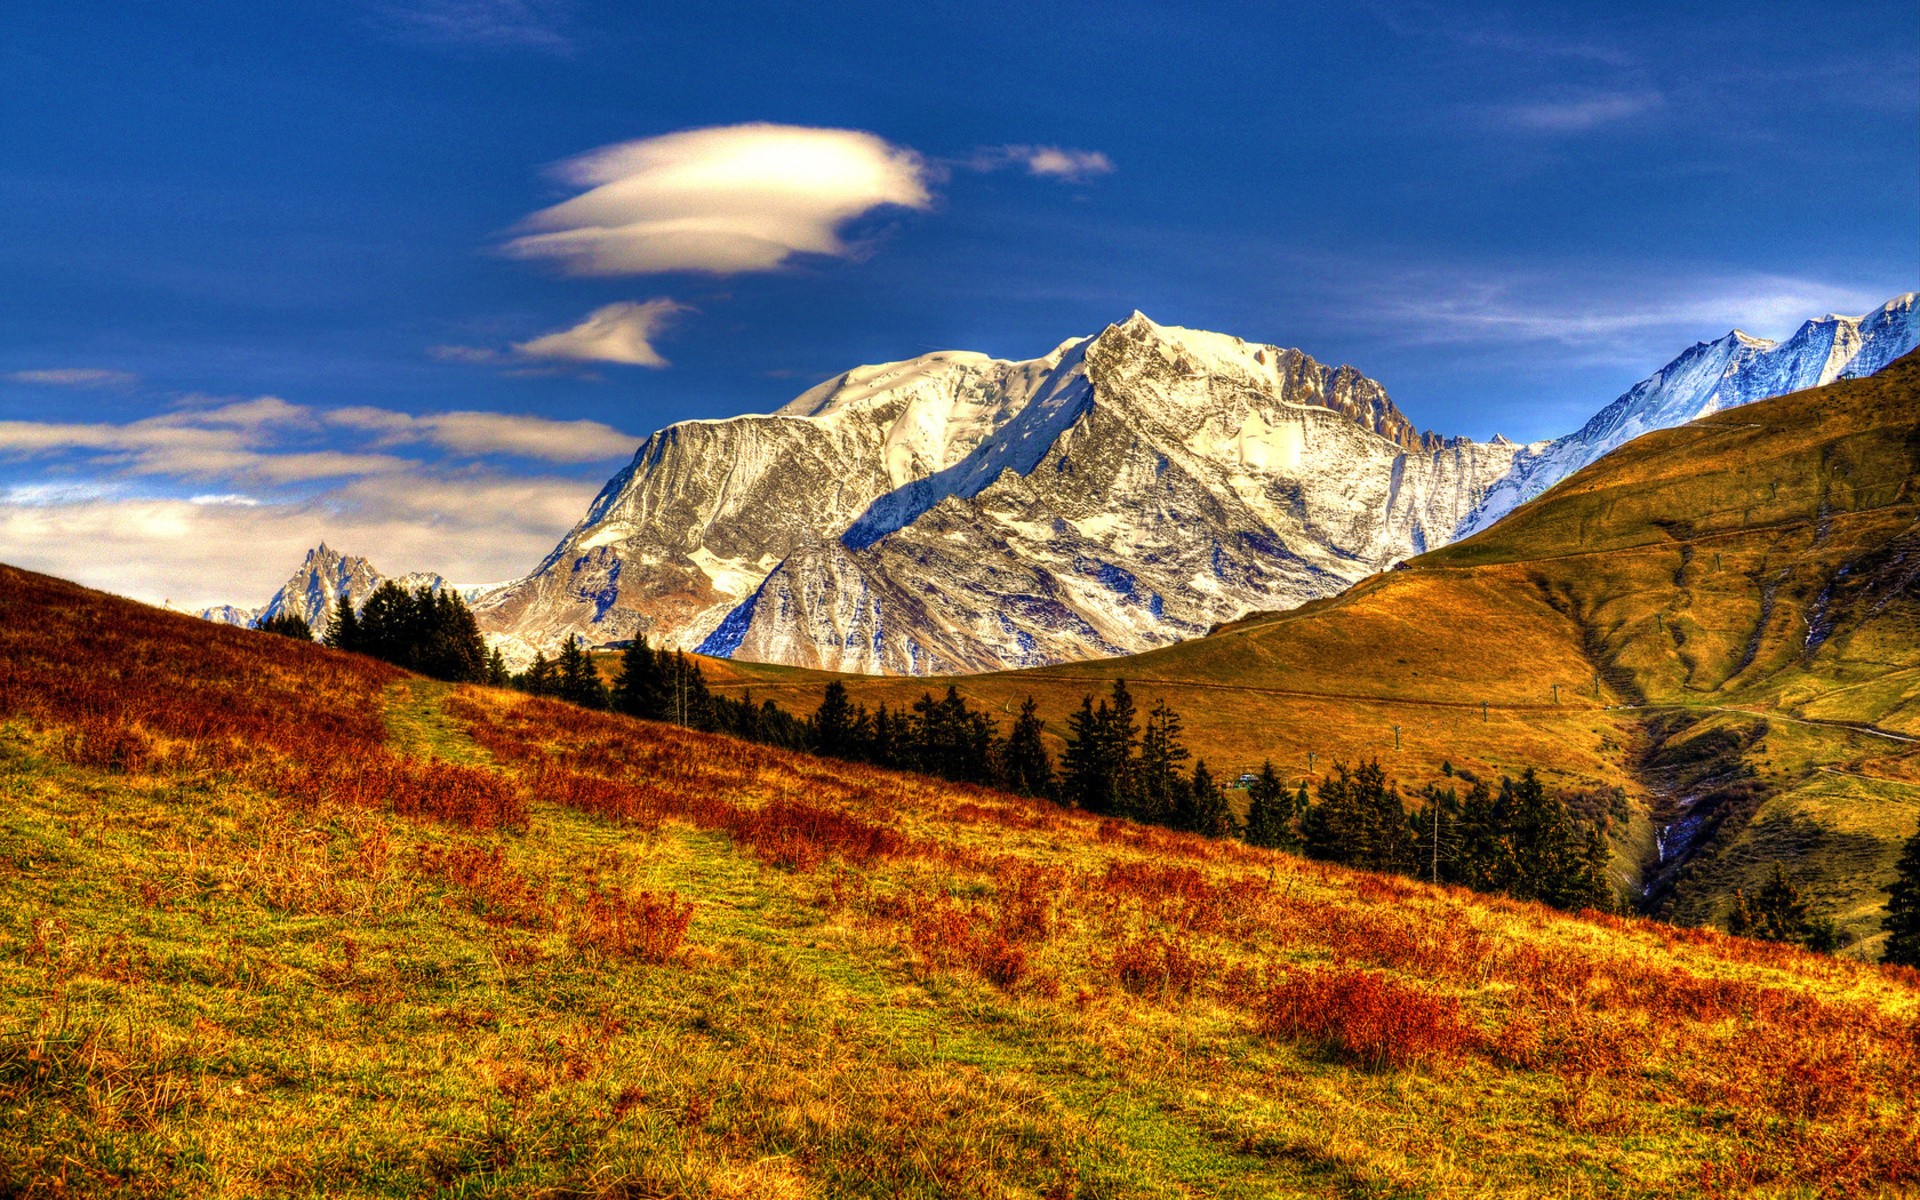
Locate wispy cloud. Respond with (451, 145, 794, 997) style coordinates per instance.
(503, 123, 933, 276)
(6, 368, 139, 389)
(325, 406, 636, 461)
(1358, 267, 1895, 359)
(512, 298, 686, 366)
(966, 145, 1115, 183)
(1488, 88, 1664, 133)
(1366, 3, 1638, 68)
(365, 0, 575, 52)
(0, 394, 636, 486)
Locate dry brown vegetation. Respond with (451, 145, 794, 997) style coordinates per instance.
(5, 558, 1916, 1193)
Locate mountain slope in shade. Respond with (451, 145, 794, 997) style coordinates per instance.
(1456, 293, 1920, 537)
(473, 316, 1462, 664)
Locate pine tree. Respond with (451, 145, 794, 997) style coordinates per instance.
(1727, 888, 1756, 938)
(811, 681, 860, 759)
(485, 647, 509, 686)
(1136, 699, 1191, 825)
(1061, 695, 1115, 813)
(322, 601, 362, 653)
(1181, 760, 1237, 838)
(1744, 862, 1813, 945)
(1883, 816, 1920, 967)
(355, 581, 416, 668)
(1301, 761, 1412, 873)
(522, 651, 558, 697)
(867, 704, 903, 769)
(1244, 761, 1288, 848)
(1301, 762, 1364, 866)
(556, 639, 608, 708)
(414, 590, 486, 682)
(1001, 697, 1054, 798)
(257, 612, 313, 641)
(612, 638, 667, 719)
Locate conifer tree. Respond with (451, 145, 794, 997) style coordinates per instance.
(1181, 760, 1237, 838)
(611, 638, 667, 719)
(1244, 761, 1288, 848)
(556, 639, 608, 708)
(867, 704, 903, 768)
(1883, 816, 1920, 967)
(1061, 695, 1115, 813)
(355, 581, 415, 667)
(1301, 760, 1413, 873)
(322, 600, 362, 653)
(1001, 697, 1055, 798)
(522, 651, 558, 697)
(1136, 699, 1191, 825)
(1741, 862, 1814, 945)
(258, 612, 313, 641)
(811, 681, 861, 759)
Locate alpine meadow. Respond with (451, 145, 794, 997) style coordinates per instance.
(3, 2, 1918, 1196)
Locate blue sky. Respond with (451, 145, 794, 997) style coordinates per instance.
(1, 0, 1914, 606)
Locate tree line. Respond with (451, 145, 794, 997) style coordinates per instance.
(319, 582, 500, 683)
(557, 652, 1621, 916)
(298, 610, 1906, 955)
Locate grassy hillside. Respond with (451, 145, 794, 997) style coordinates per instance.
(705, 355, 1920, 953)
(3, 563, 1919, 1195)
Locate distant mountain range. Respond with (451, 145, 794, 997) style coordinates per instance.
(205, 293, 1918, 673)
(201, 543, 489, 637)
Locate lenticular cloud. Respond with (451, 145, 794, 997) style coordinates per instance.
(504, 123, 932, 276)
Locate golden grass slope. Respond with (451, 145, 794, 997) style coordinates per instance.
(706, 354, 1920, 952)
(2, 564, 1919, 1195)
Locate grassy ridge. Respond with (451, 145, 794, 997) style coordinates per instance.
(700, 356, 1920, 952)
(3, 564, 1919, 1195)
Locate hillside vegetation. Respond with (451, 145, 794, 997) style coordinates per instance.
(2, 562, 1918, 1195)
(708, 354, 1920, 955)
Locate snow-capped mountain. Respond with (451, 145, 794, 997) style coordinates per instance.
(1456, 293, 1920, 537)
(200, 543, 463, 638)
(479, 312, 1535, 672)
(218, 292, 1916, 675)
(701, 314, 1527, 672)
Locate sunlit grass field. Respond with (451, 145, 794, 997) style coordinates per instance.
(3, 564, 1918, 1196)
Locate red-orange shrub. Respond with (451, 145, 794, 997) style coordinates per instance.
(1256, 967, 1475, 1069)
(572, 887, 694, 964)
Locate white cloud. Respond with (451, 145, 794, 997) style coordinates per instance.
(969, 145, 1115, 182)
(7, 368, 139, 388)
(1491, 89, 1664, 133)
(0, 413, 407, 482)
(325, 406, 635, 461)
(503, 123, 933, 275)
(0, 473, 601, 610)
(0, 392, 640, 610)
(512, 298, 684, 366)
(0, 393, 637, 486)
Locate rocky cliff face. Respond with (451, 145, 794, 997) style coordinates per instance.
(470, 346, 1080, 654)
(477, 311, 1531, 672)
(700, 314, 1526, 672)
